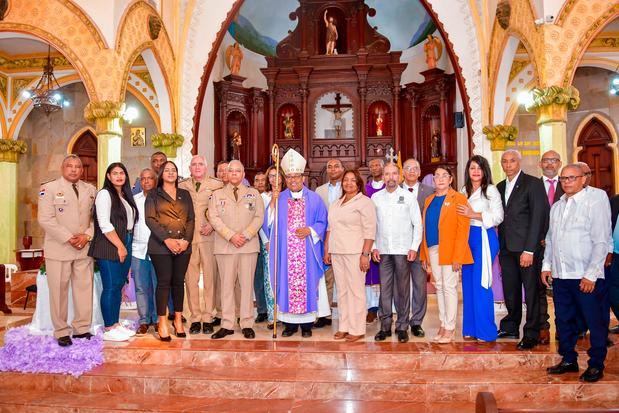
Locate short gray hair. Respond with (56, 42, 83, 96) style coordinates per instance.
(62, 154, 82, 167)
(228, 159, 244, 172)
(501, 149, 522, 160)
(561, 163, 583, 174)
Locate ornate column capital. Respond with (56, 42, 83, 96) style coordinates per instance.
(151, 133, 185, 158)
(525, 86, 580, 125)
(0, 139, 28, 163)
(482, 124, 518, 152)
(84, 101, 125, 136)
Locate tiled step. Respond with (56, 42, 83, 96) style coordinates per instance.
(2, 364, 618, 403)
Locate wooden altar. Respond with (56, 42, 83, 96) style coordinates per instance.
(213, 0, 459, 186)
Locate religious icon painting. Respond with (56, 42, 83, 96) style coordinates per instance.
(130, 127, 146, 147)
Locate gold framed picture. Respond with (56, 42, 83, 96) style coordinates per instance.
(130, 127, 146, 147)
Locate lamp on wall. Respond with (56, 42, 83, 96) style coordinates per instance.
(21, 45, 70, 115)
(610, 66, 619, 96)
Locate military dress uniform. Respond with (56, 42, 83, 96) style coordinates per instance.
(178, 176, 224, 328)
(37, 176, 96, 339)
(208, 184, 264, 331)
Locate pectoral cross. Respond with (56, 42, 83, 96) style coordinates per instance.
(385, 147, 398, 164)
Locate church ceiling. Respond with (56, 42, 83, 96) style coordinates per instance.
(228, 0, 436, 56)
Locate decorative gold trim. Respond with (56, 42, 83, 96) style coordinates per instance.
(0, 138, 27, 162)
(0, 55, 71, 72)
(83, 101, 125, 123)
(525, 85, 580, 111)
(151, 133, 184, 158)
(483, 124, 518, 151)
(508, 59, 529, 83)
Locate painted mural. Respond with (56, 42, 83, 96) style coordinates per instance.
(228, 0, 436, 56)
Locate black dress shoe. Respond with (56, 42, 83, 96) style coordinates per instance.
(202, 322, 214, 334)
(242, 328, 256, 339)
(73, 332, 93, 340)
(517, 337, 538, 350)
(158, 334, 172, 342)
(255, 313, 268, 323)
(173, 325, 187, 338)
(58, 336, 73, 347)
(374, 330, 391, 341)
(313, 317, 331, 328)
(497, 330, 520, 339)
(411, 325, 425, 337)
(397, 330, 409, 343)
(211, 328, 234, 339)
(579, 367, 604, 382)
(301, 329, 312, 338)
(547, 361, 579, 375)
(189, 322, 201, 335)
(282, 327, 297, 337)
(212, 317, 222, 326)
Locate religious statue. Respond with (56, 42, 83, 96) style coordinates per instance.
(375, 112, 384, 136)
(324, 10, 338, 55)
(424, 34, 443, 70)
(431, 129, 441, 160)
(320, 93, 352, 139)
(225, 42, 244, 75)
(231, 130, 242, 160)
(283, 114, 295, 139)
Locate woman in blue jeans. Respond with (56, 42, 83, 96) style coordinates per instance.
(88, 162, 139, 342)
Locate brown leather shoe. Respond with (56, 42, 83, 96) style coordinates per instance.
(539, 329, 550, 345)
(136, 324, 149, 336)
(366, 311, 377, 324)
(334, 331, 348, 340)
(345, 334, 365, 342)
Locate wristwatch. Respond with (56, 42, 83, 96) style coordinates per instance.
(361, 251, 370, 257)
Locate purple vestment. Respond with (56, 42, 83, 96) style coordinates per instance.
(365, 180, 384, 285)
(262, 187, 328, 314)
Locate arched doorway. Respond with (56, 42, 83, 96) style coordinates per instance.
(71, 130, 98, 186)
(576, 118, 615, 197)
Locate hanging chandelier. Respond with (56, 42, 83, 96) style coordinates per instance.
(21, 45, 69, 115)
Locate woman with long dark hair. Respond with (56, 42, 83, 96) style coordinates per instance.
(88, 162, 139, 342)
(457, 155, 503, 342)
(145, 161, 195, 341)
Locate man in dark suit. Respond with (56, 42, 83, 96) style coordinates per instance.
(537, 150, 564, 344)
(401, 158, 434, 337)
(496, 149, 549, 350)
(607, 195, 619, 334)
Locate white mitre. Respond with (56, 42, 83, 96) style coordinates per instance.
(280, 148, 306, 175)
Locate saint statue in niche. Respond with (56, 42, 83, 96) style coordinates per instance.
(231, 130, 242, 160)
(225, 42, 244, 75)
(424, 34, 443, 69)
(283, 114, 295, 139)
(324, 10, 338, 55)
(375, 113, 384, 136)
(431, 129, 441, 161)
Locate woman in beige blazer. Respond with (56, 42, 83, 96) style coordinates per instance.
(324, 169, 377, 342)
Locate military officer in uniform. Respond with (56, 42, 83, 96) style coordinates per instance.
(179, 155, 224, 335)
(37, 154, 97, 346)
(208, 160, 264, 339)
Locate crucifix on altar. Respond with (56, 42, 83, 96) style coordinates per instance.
(320, 92, 353, 138)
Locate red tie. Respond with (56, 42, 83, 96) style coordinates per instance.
(547, 179, 556, 206)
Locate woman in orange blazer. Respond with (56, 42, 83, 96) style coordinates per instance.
(419, 165, 473, 343)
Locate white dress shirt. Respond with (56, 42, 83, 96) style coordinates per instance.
(372, 186, 422, 254)
(94, 189, 135, 233)
(327, 181, 342, 206)
(543, 175, 558, 195)
(584, 186, 614, 253)
(131, 192, 150, 260)
(402, 181, 419, 200)
(542, 188, 611, 282)
(461, 185, 504, 288)
(504, 170, 522, 204)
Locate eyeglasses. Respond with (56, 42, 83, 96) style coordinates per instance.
(434, 174, 451, 180)
(404, 166, 420, 172)
(558, 175, 583, 183)
(541, 158, 560, 164)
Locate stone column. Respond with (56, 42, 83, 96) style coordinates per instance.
(525, 86, 580, 163)
(84, 101, 125, 188)
(0, 140, 27, 264)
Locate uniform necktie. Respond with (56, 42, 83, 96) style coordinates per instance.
(233, 186, 238, 201)
(195, 181, 201, 192)
(72, 183, 79, 199)
(408, 187, 413, 193)
(547, 179, 556, 206)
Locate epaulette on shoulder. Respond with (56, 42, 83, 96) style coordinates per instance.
(40, 178, 55, 187)
(179, 177, 191, 183)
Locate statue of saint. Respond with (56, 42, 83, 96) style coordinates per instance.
(225, 42, 244, 75)
(231, 130, 242, 160)
(324, 10, 338, 55)
(424, 34, 443, 70)
(375, 113, 384, 136)
(431, 129, 441, 160)
(283, 114, 295, 139)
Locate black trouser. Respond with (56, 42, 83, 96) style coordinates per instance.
(378, 255, 410, 332)
(499, 250, 540, 340)
(151, 253, 191, 316)
(409, 254, 427, 327)
(535, 248, 550, 330)
(284, 322, 313, 332)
